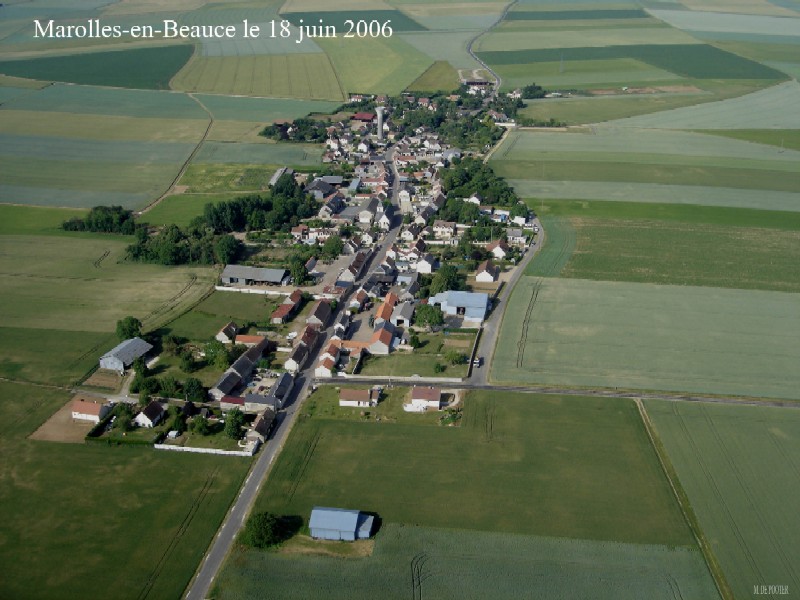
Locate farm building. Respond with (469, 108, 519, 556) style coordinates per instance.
(71, 397, 110, 423)
(406, 386, 442, 412)
(216, 322, 238, 344)
(309, 507, 374, 541)
(99, 337, 153, 373)
(390, 302, 414, 327)
(339, 388, 379, 408)
(210, 372, 242, 401)
(236, 334, 266, 348)
(220, 265, 289, 286)
(134, 401, 165, 428)
(220, 395, 245, 412)
(428, 291, 489, 326)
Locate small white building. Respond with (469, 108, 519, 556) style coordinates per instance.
(475, 260, 499, 283)
(215, 322, 238, 344)
(134, 401, 165, 428)
(339, 388, 379, 408)
(405, 386, 442, 412)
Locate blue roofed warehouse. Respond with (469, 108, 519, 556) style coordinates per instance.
(309, 507, 374, 542)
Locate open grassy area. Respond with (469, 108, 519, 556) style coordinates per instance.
(0, 234, 213, 384)
(163, 290, 280, 342)
(696, 128, 800, 151)
(492, 277, 800, 399)
(216, 523, 717, 600)
(0, 205, 87, 236)
(177, 163, 279, 193)
(302, 384, 443, 425)
(0, 45, 193, 89)
(525, 216, 575, 277)
(0, 380, 249, 600)
(143, 193, 245, 227)
(646, 401, 800, 600)
(358, 350, 469, 378)
(256, 390, 692, 545)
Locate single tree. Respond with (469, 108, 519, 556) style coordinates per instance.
(414, 304, 444, 330)
(225, 408, 245, 439)
(445, 350, 466, 365)
(116, 316, 142, 341)
(241, 511, 282, 549)
(184, 377, 205, 402)
(159, 376, 180, 399)
(193, 415, 210, 436)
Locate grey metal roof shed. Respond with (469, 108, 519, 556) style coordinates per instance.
(99, 337, 153, 372)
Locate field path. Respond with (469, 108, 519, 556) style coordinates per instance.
(138, 93, 214, 216)
(465, 0, 518, 95)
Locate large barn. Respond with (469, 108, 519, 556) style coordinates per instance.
(309, 507, 374, 542)
(220, 265, 289, 286)
(99, 337, 153, 373)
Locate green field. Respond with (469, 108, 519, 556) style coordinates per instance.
(216, 523, 718, 600)
(405, 60, 459, 92)
(177, 163, 279, 193)
(559, 218, 800, 292)
(506, 8, 649, 19)
(397, 31, 480, 69)
(647, 401, 800, 600)
(607, 79, 800, 129)
(0, 45, 193, 89)
(478, 44, 786, 79)
(696, 129, 800, 151)
(281, 10, 426, 31)
(143, 193, 244, 227)
(171, 53, 346, 100)
(0, 381, 249, 600)
(194, 141, 323, 165)
(256, 390, 692, 544)
(164, 290, 279, 342)
(0, 235, 213, 384)
(525, 216, 575, 277)
(0, 205, 87, 235)
(492, 277, 800, 399)
(317, 35, 433, 94)
(194, 94, 340, 122)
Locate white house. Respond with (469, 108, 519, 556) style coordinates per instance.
(404, 386, 442, 412)
(71, 397, 110, 423)
(415, 253, 438, 274)
(487, 239, 510, 260)
(134, 401, 165, 428)
(339, 388, 379, 408)
(475, 259, 499, 283)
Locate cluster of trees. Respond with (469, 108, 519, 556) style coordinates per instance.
(440, 158, 518, 206)
(116, 316, 142, 341)
(241, 511, 301, 548)
(414, 304, 444, 329)
(430, 264, 466, 295)
(62, 205, 139, 234)
(261, 117, 329, 142)
(129, 357, 206, 405)
(521, 83, 546, 99)
(488, 96, 524, 119)
(516, 116, 567, 127)
(202, 175, 316, 233)
(126, 223, 240, 266)
(225, 408, 245, 439)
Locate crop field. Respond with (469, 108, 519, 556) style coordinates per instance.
(194, 94, 339, 122)
(646, 401, 800, 599)
(216, 524, 717, 600)
(478, 44, 786, 80)
(0, 108, 209, 142)
(0, 235, 213, 384)
(317, 36, 433, 95)
(405, 60, 459, 92)
(476, 27, 700, 51)
(171, 53, 346, 100)
(0, 45, 193, 89)
(525, 216, 575, 277)
(491, 277, 800, 399)
(397, 31, 480, 69)
(256, 390, 692, 545)
(505, 8, 649, 20)
(649, 9, 800, 37)
(194, 141, 322, 165)
(0, 380, 250, 600)
(607, 79, 800, 129)
(491, 128, 800, 193)
(395, 2, 505, 30)
(281, 10, 426, 31)
(512, 180, 800, 212)
(164, 290, 278, 342)
(0, 205, 87, 236)
(559, 218, 800, 292)
(528, 199, 800, 230)
(0, 82, 208, 118)
(0, 134, 195, 209)
(698, 129, 800, 151)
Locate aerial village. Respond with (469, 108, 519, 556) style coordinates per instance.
(69, 90, 539, 457)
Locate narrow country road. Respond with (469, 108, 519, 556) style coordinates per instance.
(184, 145, 404, 600)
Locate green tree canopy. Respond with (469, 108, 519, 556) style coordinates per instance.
(414, 304, 444, 329)
(241, 511, 282, 548)
(225, 408, 245, 439)
(116, 316, 142, 340)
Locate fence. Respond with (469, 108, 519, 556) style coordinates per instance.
(154, 443, 256, 457)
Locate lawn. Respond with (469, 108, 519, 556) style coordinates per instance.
(358, 350, 469, 378)
(255, 390, 693, 545)
(491, 277, 800, 399)
(0, 380, 250, 600)
(216, 523, 717, 600)
(163, 290, 280, 342)
(0, 45, 193, 89)
(143, 193, 246, 227)
(646, 400, 800, 600)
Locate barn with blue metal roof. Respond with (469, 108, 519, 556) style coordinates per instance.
(309, 507, 374, 542)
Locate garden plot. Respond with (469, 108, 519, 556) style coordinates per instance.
(491, 277, 800, 399)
